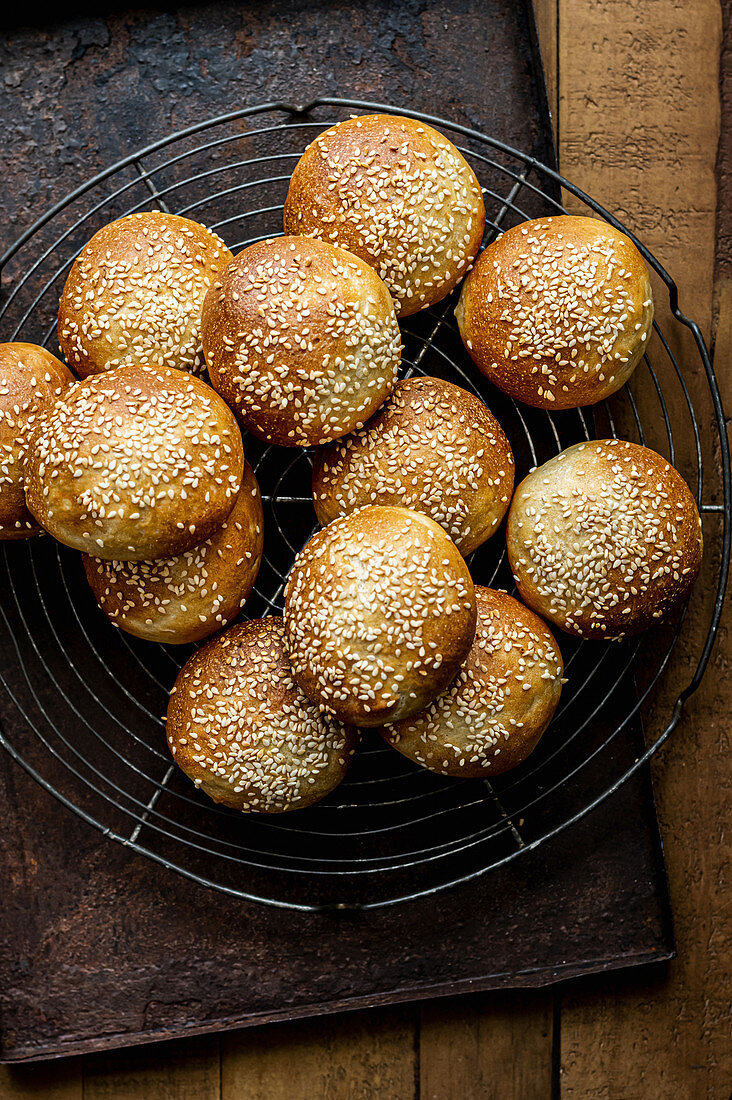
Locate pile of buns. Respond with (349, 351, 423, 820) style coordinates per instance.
(1, 113, 703, 815)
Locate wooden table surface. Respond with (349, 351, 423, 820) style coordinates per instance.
(1, 2, 729, 1096)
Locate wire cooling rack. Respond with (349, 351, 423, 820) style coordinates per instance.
(0, 98, 729, 912)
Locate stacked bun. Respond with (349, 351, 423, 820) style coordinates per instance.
(201, 236, 401, 446)
(3, 114, 702, 812)
(24, 363, 244, 561)
(312, 376, 514, 555)
(283, 506, 477, 726)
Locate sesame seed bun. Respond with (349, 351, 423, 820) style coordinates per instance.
(0, 343, 75, 540)
(455, 215, 654, 409)
(381, 587, 564, 777)
(201, 236, 401, 447)
(82, 461, 263, 644)
(24, 364, 244, 561)
(58, 211, 233, 379)
(506, 439, 703, 639)
(284, 114, 485, 317)
(166, 617, 356, 813)
(283, 505, 477, 727)
(312, 376, 514, 555)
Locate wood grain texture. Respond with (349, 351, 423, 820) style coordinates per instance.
(220, 1007, 417, 1100)
(555, 1, 731, 1097)
(81, 1038, 220, 1100)
(0, 1063, 82, 1100)
(419, 992, 554, 1100)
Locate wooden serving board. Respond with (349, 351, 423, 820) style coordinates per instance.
(0, 0, 674, 1063)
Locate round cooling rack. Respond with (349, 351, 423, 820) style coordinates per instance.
(0, 97, 729, 912)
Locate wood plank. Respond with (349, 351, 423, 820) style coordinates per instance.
(556, 2, 731, 1096)
(532, 0, 558, 125)
(81, 1037, 220, 1100)
(220, 1007, 416, 1100)
(0, 1062, 82, 1100)
(419, 992, 555, 1100)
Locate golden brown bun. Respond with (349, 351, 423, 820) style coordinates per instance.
(201, 236, 401, 447)
(284, 114, 485, 316)
(283, 505, 477, 727)
(24, 364, 244, 561)
(455, 215, 653, 409)
(381, 587, 564, 777)
(58, 212, 233, 379)
(312, 376, 514, 555)
(0, 343, 75, 539)
(166, 617, 356, 812)
(506, 440, 702, 639)
(82, 462, 263, 643)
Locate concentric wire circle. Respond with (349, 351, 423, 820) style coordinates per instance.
(0, 98, 728, 911)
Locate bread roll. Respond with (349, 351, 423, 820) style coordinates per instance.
(58, 212, 232, 378)
(506, 439, 702, 639)
(201, 236, 401, 447)
(166, 617, 356, 813)
(455, 215, 653, 409)
(24, 364, 244, 561)
(284, 114, 485, 316)
(283, 505, 477, 726)
(0, 343, 74, 539)
(312, 376, 514, 555)
(82, 461, 263, 643)
(381, 587, 564, 776)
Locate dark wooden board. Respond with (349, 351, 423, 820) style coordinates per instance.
(0, 0, 674, 1064)
(0, 702, 673, 1063)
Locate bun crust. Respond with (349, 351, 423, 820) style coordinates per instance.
(283, 505, 477, 726)
(24, 364, 244, 561)
(166, 617, 356, 813)
(0, 343, 75, 539)
(506, 439, 702, 639)
(284, 114, 485, 316)
(201, 236, 401, 447)
(83, 461, 263, 644)
(59, 212, 232, 379)
(456, 215, 653, 409)
(381, 587, 564, 777)
(312, 376, 514, 555)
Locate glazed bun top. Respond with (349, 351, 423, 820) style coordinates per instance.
(283, 505, 477, 727)
(284, 113, 485, 316)
(82, 460, 263, 644)
(312, 375, 514, 555)
(24, 364, 244, 561)
(166, 617, 356, 813)
(0, 343, 75, 539)
(201, 236, 401, 447)
(455, 215, 653, 409)
(381, 587, 564, 778)
(506, 439, 703, 639)
(58, 211, 233, 378)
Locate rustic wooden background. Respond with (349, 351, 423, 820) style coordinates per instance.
(1, 0, 729, 1096)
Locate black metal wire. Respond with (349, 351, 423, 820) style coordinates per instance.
(0, 98, 728, 913)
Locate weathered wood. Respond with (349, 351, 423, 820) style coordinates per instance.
(556, 2, 731, 1097)
(81, 1038, 220, 1100)
(419, 992, 555, 1100)
(220, 1007, 417, 1100)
